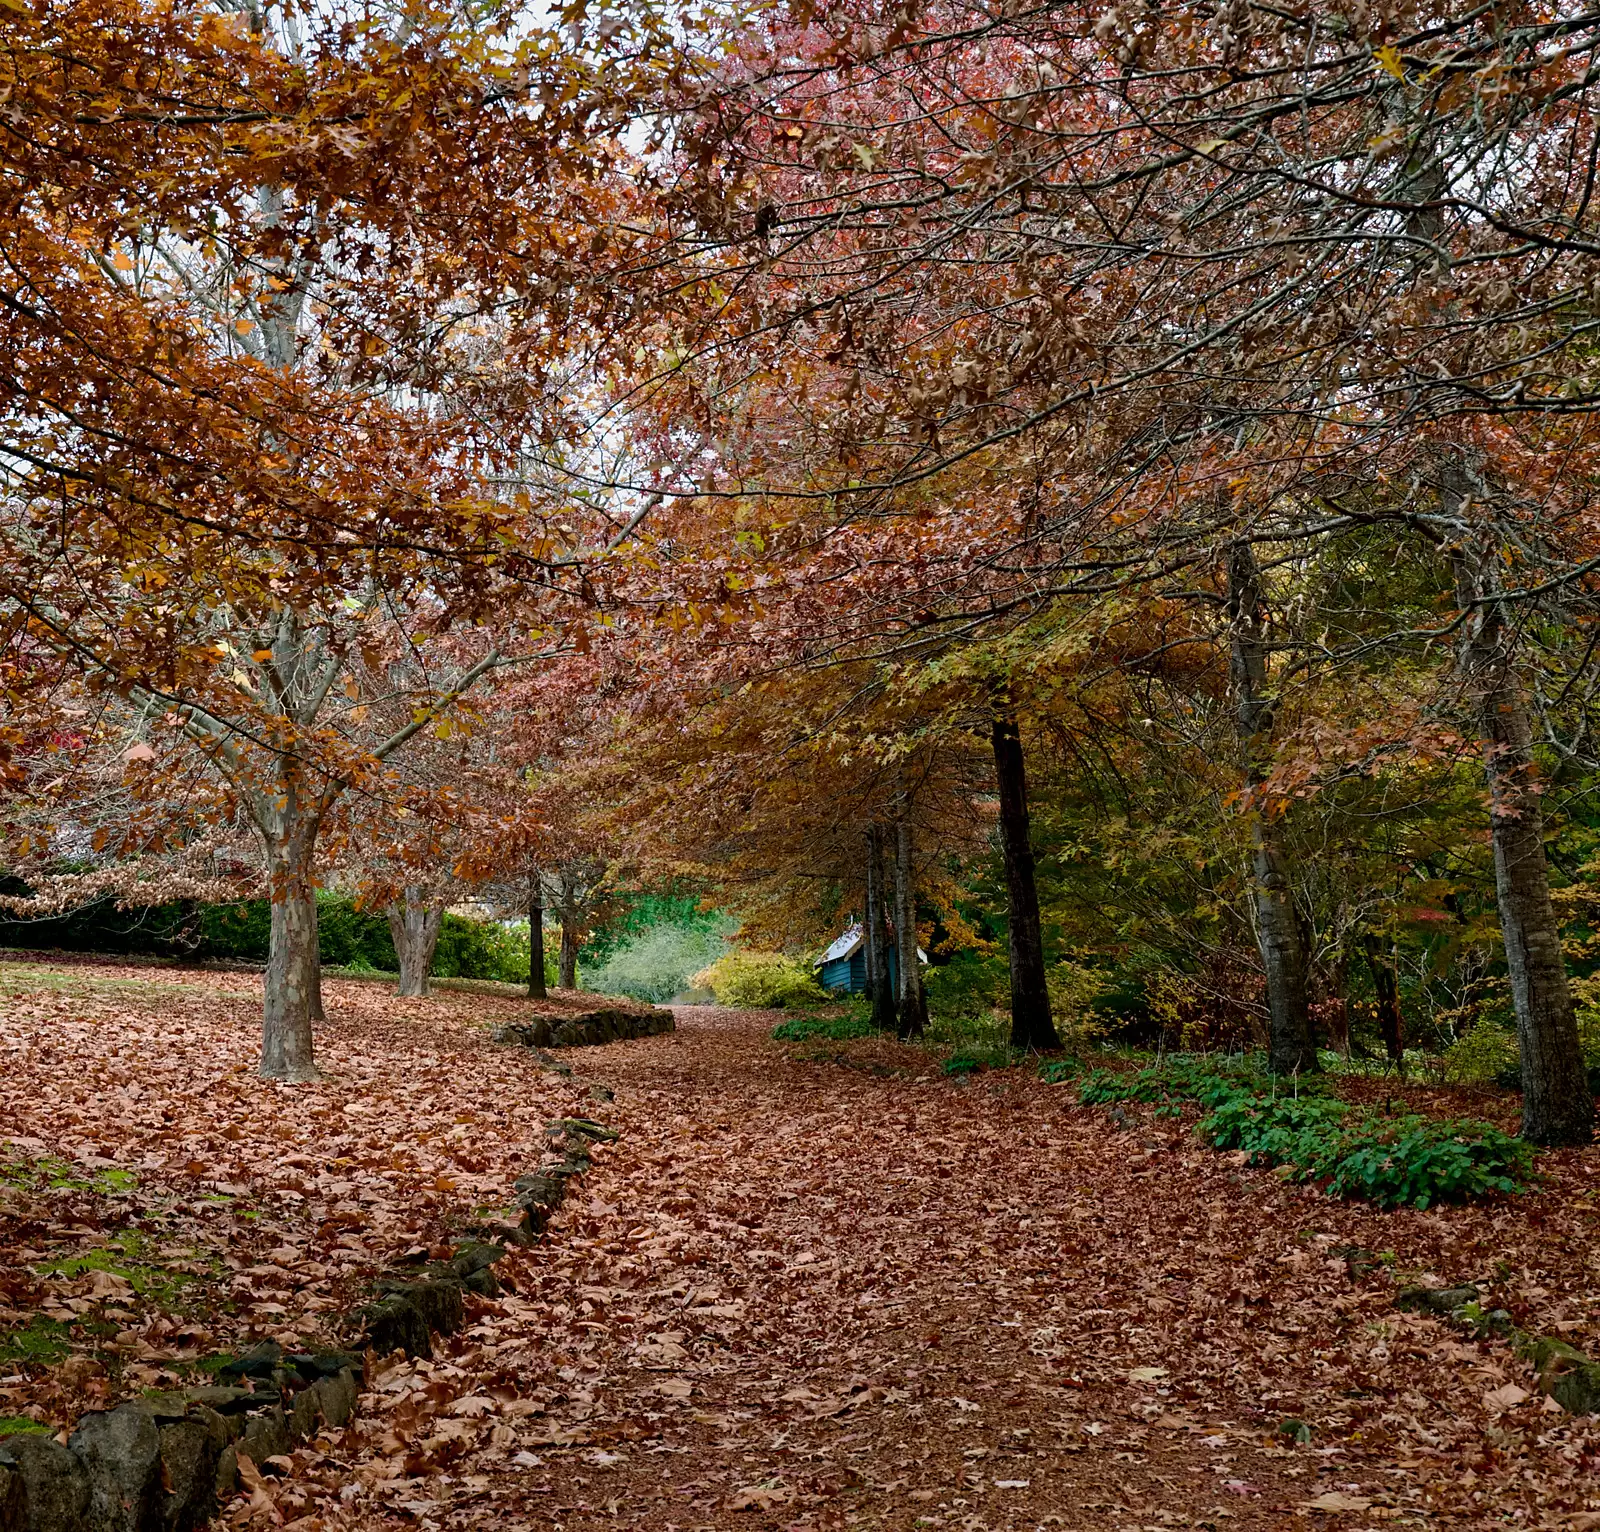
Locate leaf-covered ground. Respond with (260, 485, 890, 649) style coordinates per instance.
(3, 959, 1600, 1529)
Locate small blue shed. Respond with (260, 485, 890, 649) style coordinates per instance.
(816, 926, 921, 995)
(817, 926, 871, 994)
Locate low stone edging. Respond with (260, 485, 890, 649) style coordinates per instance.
(1396, 1282, 1600, 1413)
(0, 1343, 362, 1532)
(0, 1116, 616, 1531)
(493, 1006, 673, 1050)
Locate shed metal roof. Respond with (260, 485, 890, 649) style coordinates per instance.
(815, 926, 927, 967)
(818, 926, 863, 965)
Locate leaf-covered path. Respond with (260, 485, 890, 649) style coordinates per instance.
(4, 968, 1598, 1529)
(389, 1007, 1598, 1532)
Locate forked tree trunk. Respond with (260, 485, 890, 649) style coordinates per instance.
(893, 818, 928, 1039)
(261, 839, 320, 1081)
(865, 823, 898, 1029)
(559, 921, 579, 990)
(387, 886, 445, 998)
(1363, 935, 1405, 1070)
(1228, 543, 1318, 1076)
(991, 714, 1061, 1051)
(527, 871, 547, 1000)
(1449, 509, 1593, 1144)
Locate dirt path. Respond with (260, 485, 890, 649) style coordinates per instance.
(361, 1007, 1600, 1532)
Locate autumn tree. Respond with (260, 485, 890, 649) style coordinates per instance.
(0, 0, 736, 1074)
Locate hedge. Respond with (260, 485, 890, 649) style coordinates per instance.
(0, 883, 532, 984)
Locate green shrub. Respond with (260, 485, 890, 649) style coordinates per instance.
(314, 895, 396, 969)
(692, 950, 826, 1009)
(0, 881, 537, 984)
(433, 914, 528, 982)
(1442, 1007, 1600, 1095)
(924, 949, 1009, 1024)
(587, 919, 733, 1002)
(771, 1014, 877, 1042)
(1440, 1022, 1520, 1086)
(195, 899, 274, 961)
(1201, 1091, 1352, 1162)
(1044, 955, 1115, 1050)
(580, 890, 723, 966)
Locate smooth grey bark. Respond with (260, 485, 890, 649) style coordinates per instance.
(991, 715, 1060, 1052)
(1448, 498, 1593, 1144)
(865, 823, 898, 1030)
(261, 834, 320, 1081)
(387, 886, 445, 998)
(893, 817, 928, 1039)
(527, 871, 547, 999)
(1227, 543, 1318, 1076)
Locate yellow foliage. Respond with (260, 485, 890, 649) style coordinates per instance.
(691, 950, 826, 1009)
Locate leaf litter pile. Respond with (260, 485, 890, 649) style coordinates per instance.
(3, 960, 1600, 1529)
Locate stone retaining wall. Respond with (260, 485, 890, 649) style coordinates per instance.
(0, 1345, 361, 1532)
(0, 1117, 614, 1531)
(493, 1006, 673, 1050)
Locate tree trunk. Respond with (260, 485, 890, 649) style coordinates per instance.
(893, 817, 928, 1039)
(1228, 542, 1318, 1076)
(387, 886, 444, 999)
(1449, 509, 1593, 1144)
(308, 894, 325, 1022)
(1325, 952, 1351, 1058)
(559, 921, 579, 990)
(261, 841, 320, 1081)
(862, 827, 881, 1003)
(1363, 935, 1404, 1070)
(527, 871, 547, 1000)
(865, 823, 898, 1029)
(991, 714, 1060, 1051)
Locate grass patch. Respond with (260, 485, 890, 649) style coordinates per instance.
(1, 1150, 138, 1197)
(1078, 1055, 1532, 1209)
(0, 1317, 72, 1366)
(32, 1233, 203, 1306)
(0, 1416, 50, 1436)
(0, 963, 227, 1002)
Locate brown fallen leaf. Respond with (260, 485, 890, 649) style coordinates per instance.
(449, 1395, 498, 1417)
(728, 1484, 792, 1512)
(1304, 1491, 1373, 1512)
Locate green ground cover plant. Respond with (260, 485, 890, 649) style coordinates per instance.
(771, 1014, 878, 1042)
(1079, 1056, 1534, 1209)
